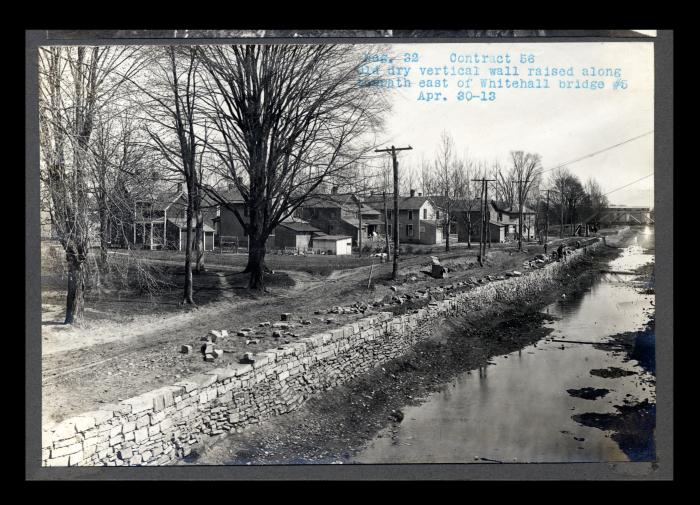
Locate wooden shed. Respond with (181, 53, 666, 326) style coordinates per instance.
(274, 220, 321, 252)
(313, 235, 353, 255)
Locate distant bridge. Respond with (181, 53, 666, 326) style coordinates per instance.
(588, 206, 654, 226)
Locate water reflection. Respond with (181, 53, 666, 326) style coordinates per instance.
(353, 231, 655, 464)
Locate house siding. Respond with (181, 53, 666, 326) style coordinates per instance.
(381, 201, 442, 245)
(302, 207, 364, 247)
(216, 204, 274, 248)
(274, 226, 313, 251)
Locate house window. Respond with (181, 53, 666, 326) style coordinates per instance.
(387, 210, 392, 220)
(498, 212, 502, 222)
(423, 208, 427, 219)
(244, 206, 249, 217)
(388, 224, 392, 236)
(436, 211, 440, 219)
(408, 210, 413, 220)
(406, 224, 413, 237)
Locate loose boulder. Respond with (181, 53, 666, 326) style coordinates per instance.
(431, 264, 448, 279)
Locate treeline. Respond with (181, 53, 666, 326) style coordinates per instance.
(392, 131, 609, 247)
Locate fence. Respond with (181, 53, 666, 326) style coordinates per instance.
(218, 235, 247, 254)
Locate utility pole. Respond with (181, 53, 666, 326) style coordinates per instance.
(511, 179, 525, 252)
(473, 178, 495, 264)
(479, 180, 486, 265)
(357, 198, 363, 257)
(544, 189, 550, 254)
(560, 190, 564, 238)
(382, 190, 390, 260)
(484, 179, 492, 248)
(444, 188, 450, 252)
(518, 179, 523, 251)
(376, 145, 413, 280)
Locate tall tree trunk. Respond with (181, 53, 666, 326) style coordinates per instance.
(445, 204, 450, 252)
(560, 204, 564, 238)
(183, 189, 195, 305)
(248, 234, 267, 291)
(466, 214, 472, 249)
(64, 252, 85, 324)
(357, 201, 363, 257)
(98, 203, 109, 273)
(246, 191, 268, 290)
(194, 208, 205, 274)
(570, 206, 576, 236)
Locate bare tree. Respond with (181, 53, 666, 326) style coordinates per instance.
(564, 176, 587, 235)
(135, 46, 208, 305)
(88, 105, 150, 276)
(457, 156, 481, 249)
(549, 167, 581, 237)
(39, 46, 142, 324)
(197, 44, 389, 290)
(583, 177, 609, 225)
(494, 159, 515, 208)
(510, 151, 542, 251)
(419, 155, 438, 197)
(549, 167, 568, 237)
(434, 131, 460, 251)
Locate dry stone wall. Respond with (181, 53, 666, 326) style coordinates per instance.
(41, 240, 601, 466)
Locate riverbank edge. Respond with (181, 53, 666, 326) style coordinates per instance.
(41, 239, 605, 467)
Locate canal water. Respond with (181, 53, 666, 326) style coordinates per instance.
(352, 228, 655, 464)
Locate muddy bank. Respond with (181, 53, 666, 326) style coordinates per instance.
(594, 317, 656, 375)
(573, 400, 656, 462)
(185, 246, 621, 465)
(567, 387, 610, 400)
(574, 308, 656, 462)
(590, 367, 636, 379)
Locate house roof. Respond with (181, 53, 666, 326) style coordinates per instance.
(303, 193, 382, 213)
(277, 221, 321, 233)
(492, 200, 535, 215)
(504, 205, 535, 215)
(167, 218, 215, 233)
(314, 234, 352, 241)
(137, 189, 185, 211)
(440, 197, 483, 211)
(209, 187, 246, 204)
(364, 195, 433, 210)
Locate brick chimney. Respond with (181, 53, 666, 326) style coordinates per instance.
(410, 188, 416, 197)
(331, 186, 338, 195)
(177, 182, 183, 193)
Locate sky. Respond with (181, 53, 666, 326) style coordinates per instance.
(366, 42, 654, 208)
